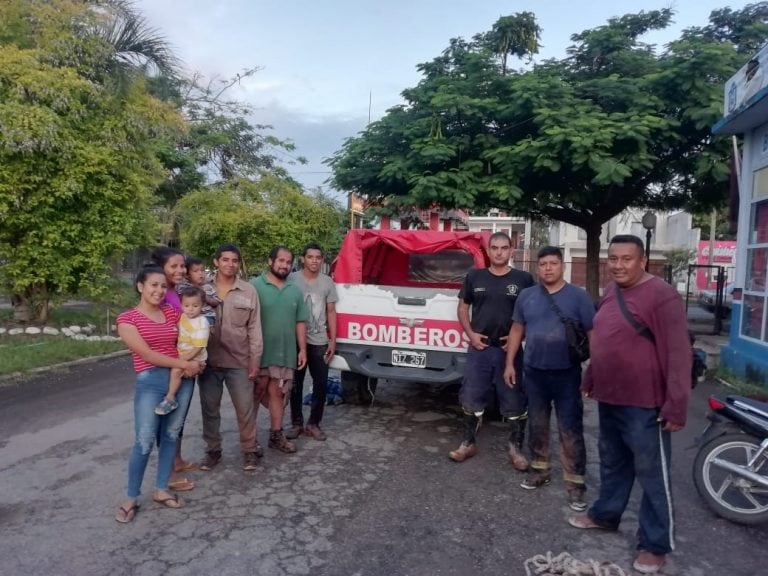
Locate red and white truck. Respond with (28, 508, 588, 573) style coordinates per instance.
(329, 228, 490, 403)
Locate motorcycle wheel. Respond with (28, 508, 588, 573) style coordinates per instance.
(692, 433, 768, 525)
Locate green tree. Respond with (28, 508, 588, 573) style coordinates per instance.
(177, 176, 346, 271)
(0, 1, 184, 321)
(329, 7, 767, 296)
(477, 12, 541, 74)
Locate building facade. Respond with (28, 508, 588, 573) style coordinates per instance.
(713, 44, 768, 386)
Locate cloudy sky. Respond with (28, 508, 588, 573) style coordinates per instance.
(135, 0, 752, 198)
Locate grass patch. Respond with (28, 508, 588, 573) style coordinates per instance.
(0, 335, 124, 375)
(714, 366, 768, 399)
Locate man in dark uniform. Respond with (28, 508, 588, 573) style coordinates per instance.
(450, 232, 535, 469)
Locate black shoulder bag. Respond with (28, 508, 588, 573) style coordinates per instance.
(541, 285, 590, 364)
(614, 284, 703, 389)
(613, 284, 655, 343)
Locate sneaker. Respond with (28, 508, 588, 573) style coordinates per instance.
(269, 430, 297, 454)
(448, 442, 478, 462)
(199, 450, 222, 471)
(520, 474, 551, 490)
(633, 551, 666, 574)
(242, 452, 259, 471)
(284, 425, 304, 440)
(154, 399, 178, 416)
(568, 490, 588, 512)
(305, 425, 327, 441)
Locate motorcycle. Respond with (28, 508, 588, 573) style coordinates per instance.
(692, 394, 768, 525)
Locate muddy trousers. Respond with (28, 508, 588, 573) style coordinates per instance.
(525, 365, 586, 492)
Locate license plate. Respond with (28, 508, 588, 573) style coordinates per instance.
(391, 349, 426, 368)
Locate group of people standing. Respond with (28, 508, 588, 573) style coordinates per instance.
(114, 242, 337, 524)
(451, 232, 692, 575)
(113, 230, 692, 574)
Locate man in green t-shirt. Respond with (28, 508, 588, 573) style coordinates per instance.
(250, 246, 308, 454)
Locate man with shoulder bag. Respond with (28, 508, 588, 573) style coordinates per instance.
(504, 246, 595, 511)
(567, 235, 692, 576)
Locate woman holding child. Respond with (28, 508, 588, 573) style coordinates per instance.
(114, 264, 204, 523)
(150, 247, 201, 490)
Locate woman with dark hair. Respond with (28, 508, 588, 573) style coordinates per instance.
(114, 266, 203, 523)
(150, 247, 198, 490)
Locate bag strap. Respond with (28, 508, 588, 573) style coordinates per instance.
(614, 284, 654, 342)
(540, 285, 569, 325)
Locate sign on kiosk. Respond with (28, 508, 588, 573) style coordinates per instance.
(724, 43, 768, 117)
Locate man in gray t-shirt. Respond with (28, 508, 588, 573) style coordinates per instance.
(285, 242, 338, 441)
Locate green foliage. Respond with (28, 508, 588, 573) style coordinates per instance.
(663, 248, 697, 278)
(0, 1, 185, 320)
(693, 209, 737, 241)
(177, 176, 346, 271)
(329, 7, 765, 295)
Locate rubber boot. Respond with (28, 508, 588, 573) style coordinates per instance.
(506, 418, 529, 471)
(449, 412, 481, 462)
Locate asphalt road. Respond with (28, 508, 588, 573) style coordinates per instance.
(0, 358, 766, 576)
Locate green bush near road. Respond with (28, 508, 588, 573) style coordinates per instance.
(0, 336, 124, 376)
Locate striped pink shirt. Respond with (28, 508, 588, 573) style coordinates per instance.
(117, 304, 181, 373)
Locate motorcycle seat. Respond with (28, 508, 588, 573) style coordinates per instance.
(728, 395, 768, 421)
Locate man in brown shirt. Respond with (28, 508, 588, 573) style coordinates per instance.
(198, 244, 264, 472)
(568, 235, 692, 575)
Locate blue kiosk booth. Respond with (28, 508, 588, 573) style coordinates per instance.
(713, 45, 768, 386)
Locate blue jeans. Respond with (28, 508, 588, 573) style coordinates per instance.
(589, 404, 675, 555)
(126, 368, 194, 499)
(290, 343, 329, 427)
(526, 365, 586, 490)
(460, 347, 526, 417)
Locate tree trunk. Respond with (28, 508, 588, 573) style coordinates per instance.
(37, 299, 50, 323)
(11, 293, 30, 323)
(11, 285, 50, 324)
(584, 223, 603, 300)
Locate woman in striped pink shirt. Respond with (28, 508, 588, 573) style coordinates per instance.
(114, 265, 203, 523)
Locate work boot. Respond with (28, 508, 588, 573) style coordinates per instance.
(305, 425, 327, 441)
(242, 452, 259, 471)
(449, 442, 478, 462)
(284, 425, 304, 440)
(199, 450, 222, 471)
(269, 430, 297, 454)
(506, 418, 529, 471)
(449, 412, 481, 462)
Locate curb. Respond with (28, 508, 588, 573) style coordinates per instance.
(0, 349, 130, 385)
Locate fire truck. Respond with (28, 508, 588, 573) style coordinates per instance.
(329, 227, 491, 403)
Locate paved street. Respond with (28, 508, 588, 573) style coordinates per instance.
(0, 358, 765, 576)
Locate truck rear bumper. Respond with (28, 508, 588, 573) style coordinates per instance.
(330, 342, 466, 385)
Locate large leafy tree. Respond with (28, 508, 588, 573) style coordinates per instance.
(0, 0, 184, 321)
(329, 7, 768, 296)
(177, 176, 346, 270)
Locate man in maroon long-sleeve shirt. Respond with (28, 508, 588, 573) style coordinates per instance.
(568, 235, 692, 576)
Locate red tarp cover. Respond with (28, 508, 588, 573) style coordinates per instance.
(332, 229, 491, 285)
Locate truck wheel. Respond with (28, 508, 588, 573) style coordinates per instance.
(341, 372, 378, 405)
